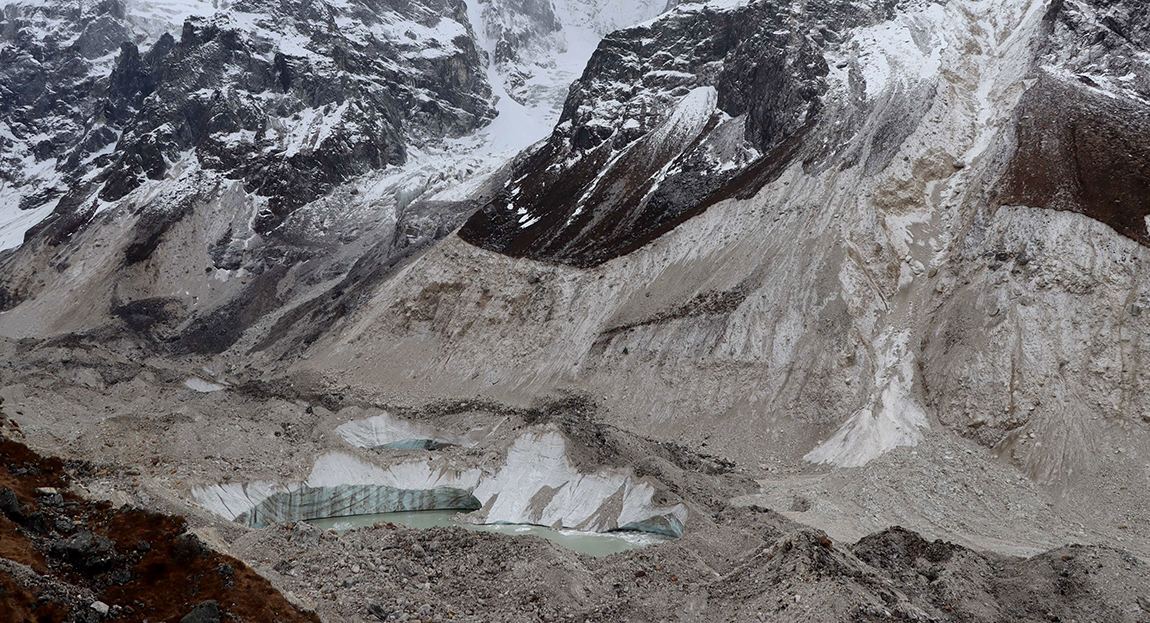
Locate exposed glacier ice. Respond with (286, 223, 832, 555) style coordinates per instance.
(335, 410, 498, 449)
(193, 429, 688, 536)
(184, 377, 227, 393)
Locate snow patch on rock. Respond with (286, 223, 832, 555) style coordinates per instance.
(183, 377, 226, 393)
(805, 329, 928, 468)
(846, 2, 949, 98)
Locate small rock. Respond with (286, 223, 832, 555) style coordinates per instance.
(0, 487, 23, 521)
(181, 600, 221, 623)
(217, 563, 234, 588)
(91, 601, 110, 616)
(24, 511, 51, 535)
(108, 567, 133, 586)
(54, 516, 75, 534)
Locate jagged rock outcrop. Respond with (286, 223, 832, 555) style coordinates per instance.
(90, 0, 494, 231)
(0, 0, 684, 356)
(461, 0, 875, 266)
(995, 0, 1150, 245)
(0, 0, 131, 224)
(0, 0, 493, 243)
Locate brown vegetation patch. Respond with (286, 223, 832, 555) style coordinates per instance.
(0, 425, 320, 623)
(0, 518, 48, 573)
(0, 570, 69, 623)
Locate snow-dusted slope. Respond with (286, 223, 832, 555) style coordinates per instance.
(286, 0, 1150, 502)
(462, 0, 844, 265)
(0, 0, 494, 247)
(0, 0, 676, 347)
(0, 0, 131, 251)
(0, 0, 507, 356)
(461, 0, 672, 156)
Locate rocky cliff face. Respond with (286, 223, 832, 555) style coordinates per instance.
(996, 0, 1150, 245)
(921, 0, 1150, 484)
(0, 0, 133, 243)
(0, 0, 499, 351)
(0, 0, 680, 352)
(1, 0, 493, 242)
(462, 0, 1148, 268)
(92, 0, 495, 232)
(461, 0, 894, 266)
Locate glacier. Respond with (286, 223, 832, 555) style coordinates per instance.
(192, 428, 689, 537)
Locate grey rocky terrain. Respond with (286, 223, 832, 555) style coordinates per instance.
(2, 0, 1150, 621)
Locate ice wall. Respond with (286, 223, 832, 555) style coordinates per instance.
(192, 430, 688, 537)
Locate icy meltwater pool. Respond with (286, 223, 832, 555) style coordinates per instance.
(308, 510, 670, 557)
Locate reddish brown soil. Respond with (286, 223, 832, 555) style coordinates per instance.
(0, 571, 70, 623)
(1, 517, 48, 572)
(0, 427, 321, 623)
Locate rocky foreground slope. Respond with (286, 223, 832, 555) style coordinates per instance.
(2, 0, 1150, 620)
(4, 396, 1150, 623)
(0, 412, 319, 623)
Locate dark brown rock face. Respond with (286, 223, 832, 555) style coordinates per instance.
(996, 0, 1150, 246)
(459, 0, 901, 267)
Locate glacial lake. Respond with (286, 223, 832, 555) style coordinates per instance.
(308, 510, 670, 557)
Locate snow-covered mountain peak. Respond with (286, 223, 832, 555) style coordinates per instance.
(462, 0, 674, 156)
(552, 0, 672, 36)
